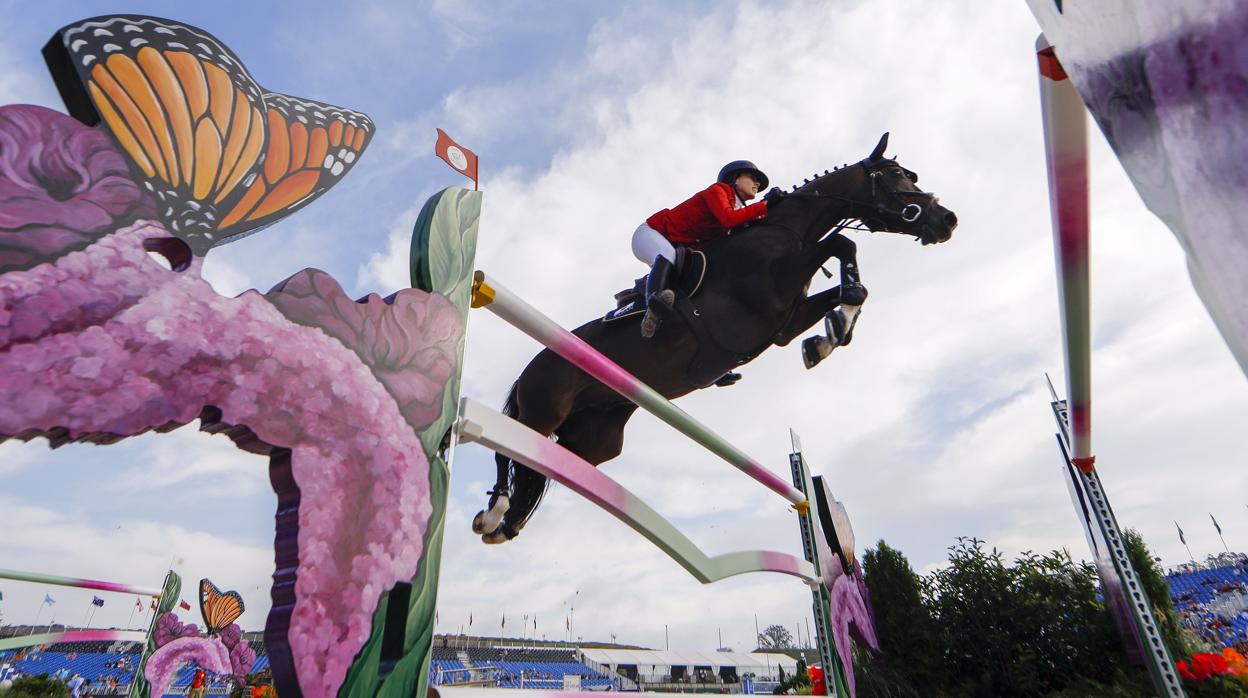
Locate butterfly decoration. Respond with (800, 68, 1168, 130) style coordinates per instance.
(43, 15, 374, 254)
(199, 577, 245, 635)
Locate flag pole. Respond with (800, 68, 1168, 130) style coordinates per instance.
(81, 601, 91, 628)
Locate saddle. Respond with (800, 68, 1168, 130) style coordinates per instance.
(603, 248, 707, 323)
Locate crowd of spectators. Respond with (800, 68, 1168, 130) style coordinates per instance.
(1166, 553, 1248, 650)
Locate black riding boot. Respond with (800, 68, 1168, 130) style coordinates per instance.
(640, 255, 676, 338)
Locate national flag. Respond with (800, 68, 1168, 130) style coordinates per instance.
(501, 614, 505, 629)
(1176, 521, 1187, 545)
(566, 617, 570, 632)
(135, 597, 143, 608)
(469, 613, 473, 627)
(534, 617, 537, 630)
(434, 128, 479, 189)
(179, 600, 191, 611)
(92, 596, 104, 607)
(1212, 514, 1223, 536)
(150, 600, 157, 611)
(43, 594, 55, 605)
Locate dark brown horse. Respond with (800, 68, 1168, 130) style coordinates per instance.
(473, 133, 957, 543)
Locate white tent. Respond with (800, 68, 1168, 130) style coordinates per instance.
(579, 648, 799, 683)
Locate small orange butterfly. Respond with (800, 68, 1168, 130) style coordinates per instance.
(199, 577, 245, 635)
(44, 15, 374, 254)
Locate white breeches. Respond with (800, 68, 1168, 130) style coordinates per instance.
(631, 223, 676, 266)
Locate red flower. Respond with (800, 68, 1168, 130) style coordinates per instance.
(1180, 653, 1234, 682)
(1177, 660, 1195, 681)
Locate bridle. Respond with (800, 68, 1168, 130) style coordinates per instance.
(784, 158, 937, 234)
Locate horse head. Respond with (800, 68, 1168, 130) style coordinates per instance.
(853, 132, 957, 245)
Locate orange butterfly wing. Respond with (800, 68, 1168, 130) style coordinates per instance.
(47, 15, 372, 254)
(219, 93, 373, 230)
(199, 578, 244, 634)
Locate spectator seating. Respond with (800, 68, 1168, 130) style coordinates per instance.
(1167, 559, 1248, 648)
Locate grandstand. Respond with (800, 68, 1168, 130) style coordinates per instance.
(1166, 553, 1248, 649)
(0, 634, 270, 695)
(2, 632, 804, 694)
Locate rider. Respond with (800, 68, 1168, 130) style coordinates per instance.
(633, 160, 785, 340)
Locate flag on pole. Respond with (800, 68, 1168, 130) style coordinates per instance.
(135, 597, 143, 609)
(1176, 521, 1187, 545)
(434, 128, 479, 189)
(92, 596, 105, 607)
(0, 590, 5, 601)
(1211, 514, 1223, 535)
(469, 613, 473, 627)
(43, 594, 55, 605)
(179, 600, 191, 611)
(150, 600, 157, 611)
(501, 614, 506, 629)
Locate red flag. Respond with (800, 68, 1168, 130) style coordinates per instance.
(179, 600, 191, 611)
(150, 600, 157, 610)
(434, 128, 479, 189)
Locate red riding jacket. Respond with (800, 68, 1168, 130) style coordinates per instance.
(646, 182, 769, 247)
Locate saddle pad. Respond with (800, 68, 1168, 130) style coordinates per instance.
(603, 250, 707, 324)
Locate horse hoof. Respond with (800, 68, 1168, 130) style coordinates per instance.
(640, 310, 659, 338)
(801, 335, 833, 369)
(482, 529, 512, 545)
(471, 495, 510, 534)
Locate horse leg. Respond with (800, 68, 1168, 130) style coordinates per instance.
(476, 363, 580, 544)
(778, 233, 870, 368)
(553, 403, 640, 466)
(772, 287, 853, 346)
(482, 403, 638, 544)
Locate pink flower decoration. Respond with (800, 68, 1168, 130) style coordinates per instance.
(144, 636, 231, 696)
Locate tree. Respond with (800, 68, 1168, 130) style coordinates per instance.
(7, 675, 70, 698)
(758, 624, 794, 650)
(854, 540, 944, 697)
(924, 537, 1130, 697)
(1123, 527, 1195, 659)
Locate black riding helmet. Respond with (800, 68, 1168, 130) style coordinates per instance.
(718, 160, 769, 190)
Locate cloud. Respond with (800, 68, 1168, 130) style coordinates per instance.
(5, 0, 1248, 657)
(0, 496, 272, 631)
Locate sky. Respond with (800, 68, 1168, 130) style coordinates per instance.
(1, 0, 1246, 656)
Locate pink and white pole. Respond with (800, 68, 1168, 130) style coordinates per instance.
(470, 270, 808, 509)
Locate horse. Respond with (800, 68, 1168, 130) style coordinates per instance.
(473, 133, 958, 543)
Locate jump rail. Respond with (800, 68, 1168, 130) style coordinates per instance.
(459, 268, 842, 692)
(457, 397, 818, 584)
(469, 270, 808, 510)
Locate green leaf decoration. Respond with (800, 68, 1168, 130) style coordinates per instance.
(338, 187, 479, 697)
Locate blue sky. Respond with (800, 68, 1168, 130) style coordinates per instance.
(2, 0, 1247, 655)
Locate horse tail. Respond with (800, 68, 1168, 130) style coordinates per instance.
(501, 381, 520, 418)
(491, 381, 521, 493)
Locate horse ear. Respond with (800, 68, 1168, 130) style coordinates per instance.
(869, 132, 889, 161)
